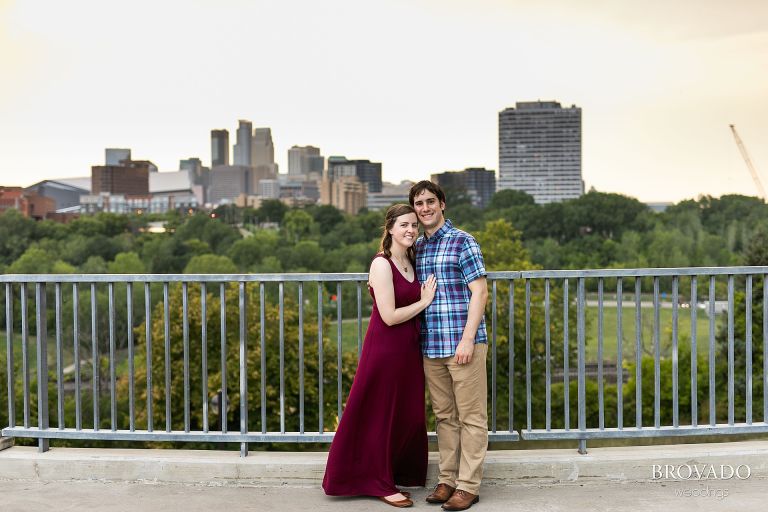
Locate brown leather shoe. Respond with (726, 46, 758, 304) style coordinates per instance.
(426, 483, 456, 504)
(441, 489, 479, 511)
(378, 495, 414, 508)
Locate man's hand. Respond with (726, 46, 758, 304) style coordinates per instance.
(454, 338, 475, 365)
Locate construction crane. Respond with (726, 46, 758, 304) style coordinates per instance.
(729, 124, 767, 201)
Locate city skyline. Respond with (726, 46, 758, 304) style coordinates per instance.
(1, 0, 767, 202)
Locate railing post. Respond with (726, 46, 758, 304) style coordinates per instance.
(36, 283, 49, 452)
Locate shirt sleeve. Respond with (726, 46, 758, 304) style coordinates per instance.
(459, 236, 486, 284)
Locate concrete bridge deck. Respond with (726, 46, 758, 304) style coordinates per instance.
(2, 441, 768, 511)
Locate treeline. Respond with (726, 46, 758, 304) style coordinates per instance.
(3, 190, 766, 278)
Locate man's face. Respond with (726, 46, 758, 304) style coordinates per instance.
(412, 189, 445, 231)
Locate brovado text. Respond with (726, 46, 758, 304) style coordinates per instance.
(651, 464, 751, 481)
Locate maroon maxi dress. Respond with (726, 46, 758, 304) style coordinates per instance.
(322, 255, 428, 497)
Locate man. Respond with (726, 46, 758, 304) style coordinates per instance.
(409, 180, 488, 511)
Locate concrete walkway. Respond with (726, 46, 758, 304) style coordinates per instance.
(3, 478, 768, 512)
(4, 441, 768, 511)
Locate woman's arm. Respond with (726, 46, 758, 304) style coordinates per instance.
(368, 257, 436, 327)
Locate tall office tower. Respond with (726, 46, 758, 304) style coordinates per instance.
(431, 167, 496, 208)
(327, 156, 382, 193)
(105, 148, 131, 166)
(498, 101, 583, 204)
(251, 128, 275, 167)
(211, 129, 230, 167)
(233, 120, 253, 166)
(288, 145, 324, 176)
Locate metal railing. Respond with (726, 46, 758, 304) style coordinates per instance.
(2, 266, 768, 455)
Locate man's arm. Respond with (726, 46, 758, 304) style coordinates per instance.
(454, 277, 488, 365)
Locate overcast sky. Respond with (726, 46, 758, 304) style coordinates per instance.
(1, 0, 766, 202)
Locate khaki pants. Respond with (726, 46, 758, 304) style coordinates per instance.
(423, 343, 488, 495)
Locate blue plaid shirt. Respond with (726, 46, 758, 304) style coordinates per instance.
(415, 219, 487, 358)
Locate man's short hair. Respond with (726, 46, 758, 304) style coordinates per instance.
(408, 180, 446, 207)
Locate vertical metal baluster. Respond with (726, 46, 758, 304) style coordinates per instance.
(298, 282, 305, 435)
(91, 283, 99, 431)
(201, 283, 208, 433)
(728, 275, 735, 426)
(525, 279, 531, 431)
(73, 283, 81, 430)
(220, 283, 227, 434)
(577, 278, 586, 453)
(55, 283, 63, 429)
(635, 278, 642, 428)
(279, 281, 285, 434)
(5, 283, 14, 428)
(239, 282, 248, 457)
(163, 282, 171, 433)
(691, 277, 698, 427)
(491, 280, 497, 433)
(260, 283, 266, 434)
(764, 275, 768, 423)
(357, 282, 362, 358)
(145, 283, 153, 432)
(337, 282, 342, 421)
(563, 279, 569, 430)
(21, 283, 29, 429)
(672, 276, 679, 428)
(182, 282, 190, 433)
(127, 282, 135, 432)
(318, 283, 324, 434)
(653, 277, 660, 429)
(746, 275, 753, 425)
(617, 278, 623, 430)
(545, 278, 551, 431)
(109, 283, 116, 431)
(709, 276, 716, 426)
(35, 283, 49, 452)
(597, 278, 604, 430)
(508, 279, 514, 433)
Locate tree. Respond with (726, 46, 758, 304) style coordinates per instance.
(184, 255, 238, 274)
(257, 200, 288, 224)
(282, 210, 315, 243)
(118, 283, 357, 438)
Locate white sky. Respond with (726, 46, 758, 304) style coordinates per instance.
(0, 0, 766, 202)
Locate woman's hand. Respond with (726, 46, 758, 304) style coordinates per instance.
(420, 274, 437, 306)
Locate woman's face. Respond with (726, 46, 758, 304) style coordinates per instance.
(389, 212, 419, 248)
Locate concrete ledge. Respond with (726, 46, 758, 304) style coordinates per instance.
(2, 441, 768, 487)
(0, 435, 13, 451)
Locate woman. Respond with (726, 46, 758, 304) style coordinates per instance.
(322, 204, 437, 508)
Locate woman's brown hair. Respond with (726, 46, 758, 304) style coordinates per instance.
(378, 204, 417, 264)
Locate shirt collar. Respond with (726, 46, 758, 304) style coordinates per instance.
(425, 219, 453, 241)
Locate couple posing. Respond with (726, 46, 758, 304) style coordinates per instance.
(323, 180, 489, 511)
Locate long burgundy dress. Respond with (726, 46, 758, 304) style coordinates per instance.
(322, 255, 428, 497)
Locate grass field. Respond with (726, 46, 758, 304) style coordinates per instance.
(329, 306, 725, 363)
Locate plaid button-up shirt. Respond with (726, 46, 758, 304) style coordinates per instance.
(415, 219, 487, 358)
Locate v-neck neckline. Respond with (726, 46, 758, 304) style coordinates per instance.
(389, 256, 415, 284)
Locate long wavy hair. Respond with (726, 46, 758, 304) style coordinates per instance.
(378, 204, 417, 264)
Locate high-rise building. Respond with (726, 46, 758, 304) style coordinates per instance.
(233, 120, 253, 166)
(287, 145, 324, 176)
(498, 101, 583, 204)
(431, 167, 496, 208)
(105, 148, 131, 166)
(208, 165, 251, 205)
(252, 128, 275, 168)
(211, 129, 230, 167)
(327, 156, 382, 193)
(320, 175, 366, 214)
